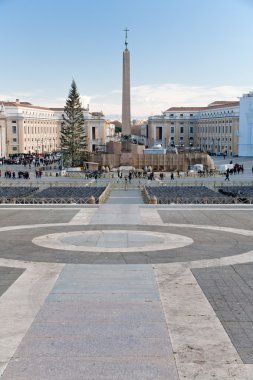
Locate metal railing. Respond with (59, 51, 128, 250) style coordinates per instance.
(0, 197, 98, 205)
(155, 197, 252, 204)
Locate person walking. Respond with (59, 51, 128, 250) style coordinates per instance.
(225, 171, 230, 181)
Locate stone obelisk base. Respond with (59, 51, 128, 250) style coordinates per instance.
(120, 140, 133, 166)
(120, 152, 133, 167)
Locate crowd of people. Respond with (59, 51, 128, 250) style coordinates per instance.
(1, 170, 30, 179)
(0, 153, 61, 180)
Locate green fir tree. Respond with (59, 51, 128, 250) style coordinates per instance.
(61, 80, 88, 167)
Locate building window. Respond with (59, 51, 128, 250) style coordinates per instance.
(171, 127, 174, 134)
(12, 120, 17, 123)
(156, 126, 163, 140)
(189, 126, 193, 134)
(92, 127, 96, 140)
(12, 125, 17, 134)
(180, 126, 184, 134)
(13, 138, 17, 143)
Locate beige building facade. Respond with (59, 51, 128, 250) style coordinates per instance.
(147, 101, 240, 156)
(0, 100, 111, 156)
(1, 100, 60, 155)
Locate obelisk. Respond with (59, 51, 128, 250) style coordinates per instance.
(122, 28, 131, 136)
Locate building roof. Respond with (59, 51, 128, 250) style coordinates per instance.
(1, 101, 53, 111)
(208, 101, 237, 106)
(166, 106, 206, 112)
(165, 101, 239, 112)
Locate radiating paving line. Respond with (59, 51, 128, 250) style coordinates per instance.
(2, 264, 179, 380)
(68, 208, 98, 225)
(0, 261, 63, 377)
(154, 264, 245, 379)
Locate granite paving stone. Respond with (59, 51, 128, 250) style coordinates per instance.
(1, 221, 253, 263)
(3, 204, 253, 378)
(13, 335, 172, 358)
(47, 291, 160, 302)
(28, 320, 170, 339)
(192, 263, 253, 364)
(2, 264, 178, 379)
(0, 267, 24, 297)
(0, 209, 78, 226)
(3, 357, 178, 380)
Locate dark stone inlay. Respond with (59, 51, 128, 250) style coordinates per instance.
(159, 209, 253, 229)
(0, 266, 25, 297)
(192, 263, 253, 364)
(0, 209, 78, 227)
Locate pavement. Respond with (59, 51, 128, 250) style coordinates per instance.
(1, 187, 253, 379)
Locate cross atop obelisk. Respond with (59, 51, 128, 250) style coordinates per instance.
(124, 27, 129, 48)
(122, 27, 131, 137)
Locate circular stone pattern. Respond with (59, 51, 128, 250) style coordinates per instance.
(32, 230, 193, 253)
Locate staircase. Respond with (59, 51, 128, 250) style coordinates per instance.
(106, 188, 144, 204)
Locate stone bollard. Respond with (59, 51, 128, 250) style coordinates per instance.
(88, 196, 96, 204)
(149, 196, 157, 204)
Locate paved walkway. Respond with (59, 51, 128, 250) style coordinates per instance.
(2, 265, 178, 380)
(1, 199, 253, 378)
(106, 188, 144, 204)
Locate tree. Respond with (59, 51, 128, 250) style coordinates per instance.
(61, 80, 88, 167)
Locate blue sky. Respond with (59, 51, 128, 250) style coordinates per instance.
(1, 0, 253, 118)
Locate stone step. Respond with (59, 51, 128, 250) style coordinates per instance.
(106, 189, 144, 204)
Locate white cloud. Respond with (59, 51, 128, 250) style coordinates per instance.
(80, 95, 91, 109)
(2, 83, 253, 119)
(130, 84, 253, 116)
(87, 83, 253, 118)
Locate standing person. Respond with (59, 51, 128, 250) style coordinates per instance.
(171, 172, 174, 180)
(225, 171, 229, 181)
